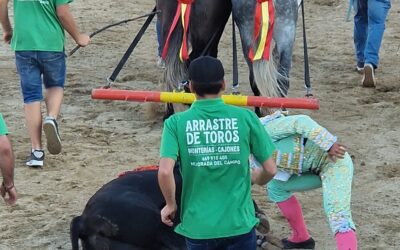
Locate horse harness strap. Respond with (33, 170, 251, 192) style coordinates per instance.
(161, 0, 194, 62)
(301, 0, 313, 97)
(107, 7, 157, 86)
(232, 19, 239, 93)
(67, 10, 160, 57)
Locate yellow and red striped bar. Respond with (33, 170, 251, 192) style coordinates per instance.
(91, 89, 319, 110)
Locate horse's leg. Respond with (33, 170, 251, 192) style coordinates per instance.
(231, 0, 262, 115)
(156, 0, 178, 59)
(157, 0, 185, 118)
(232, 0, 281, 104)
(273, 0, 299, 96)
(231, 0, 256, 111)
(188, 0, 232, 59)
(231, 0, 256, 85)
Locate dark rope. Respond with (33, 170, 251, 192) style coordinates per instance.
(301, 0, 313, 97)
(106, 6, 157, 86)
(68, 9, 160, 57)
(232, 18, 239, 94)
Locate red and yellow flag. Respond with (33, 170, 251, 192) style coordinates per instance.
(249, 0, 275, 62)
(162, 0, 193, 62)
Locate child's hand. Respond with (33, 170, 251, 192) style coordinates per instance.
(328, 143, 346, 162)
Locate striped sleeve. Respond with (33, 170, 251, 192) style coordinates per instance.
(265, 115, 337, 151)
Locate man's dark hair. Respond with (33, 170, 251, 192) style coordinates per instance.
(188, 56, 225, 96)
(190, 80, 224, 97)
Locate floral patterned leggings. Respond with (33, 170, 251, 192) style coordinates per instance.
(267, 143, 356, 234)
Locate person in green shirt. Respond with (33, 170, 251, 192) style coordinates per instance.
(158, 56, 277, 250)
(0, 113, 17, 205)
(0, 0, 90, 167)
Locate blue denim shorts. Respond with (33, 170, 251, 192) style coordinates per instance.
(15, 51, 66, 104)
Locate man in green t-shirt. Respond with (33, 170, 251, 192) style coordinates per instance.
(158, 56, 277, 249)
(0, 0, 90, 167)
(0, 113, 17, 205)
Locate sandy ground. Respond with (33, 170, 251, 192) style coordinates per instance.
(0, 0, 399, 249)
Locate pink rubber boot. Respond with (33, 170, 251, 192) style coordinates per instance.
(277, 195, 311, 243)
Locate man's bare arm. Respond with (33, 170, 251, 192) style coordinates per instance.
(56, 4, 90, 46)
(158, 158, 176, 206)
(0, 0, 12, 44)
(251, 158, 277, 186)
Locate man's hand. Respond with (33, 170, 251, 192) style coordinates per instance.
(76, 33, 90, 47)
(328, 143, 346, 162)
(161, 203, 177, 227)
(0, 182, 17, 205)
(251, 158, 277, 186)
(158, 157, 177, 226)
(2, 30, 12, 44)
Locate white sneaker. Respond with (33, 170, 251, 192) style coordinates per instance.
(43, 117, 62, 155)
(356, 66, 364, 74)
(26, 150, 44, 168)
(362, 63, 376, 88)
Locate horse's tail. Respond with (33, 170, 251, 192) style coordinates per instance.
(162, 23, 190, 114)
(70, 216, 84, 250)
(162, 23, 188, 92)
(252, 44, 286, 97)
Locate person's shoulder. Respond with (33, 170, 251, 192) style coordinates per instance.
(222, 104, 259, 120)
(164, 114, 178, 124)
(54, 0, 73, 6)
(231, 105, 258, 118)
(224, 104, 250, 113)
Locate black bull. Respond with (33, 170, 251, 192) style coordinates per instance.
(70, 168, 269, 249)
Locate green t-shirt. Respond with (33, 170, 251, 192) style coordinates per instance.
(11, 0, 72, 52)
(160, 98, 275, 239)
(0, 114, 9, 136)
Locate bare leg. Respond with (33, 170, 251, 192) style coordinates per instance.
(24, 102, 43, 150)
(43, 87, 63, 155)
(0, 136, 14, 186)
(45, 87, 64, 119)
(0, 135, 17, 205)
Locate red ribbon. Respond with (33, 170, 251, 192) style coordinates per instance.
(180, 4, 192, 61)
(161, 0, 194, 61)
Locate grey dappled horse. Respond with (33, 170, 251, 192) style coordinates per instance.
(157, 0, 300, 116)
(232, 0, 300, 97)
(273, 0, 300, 96)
